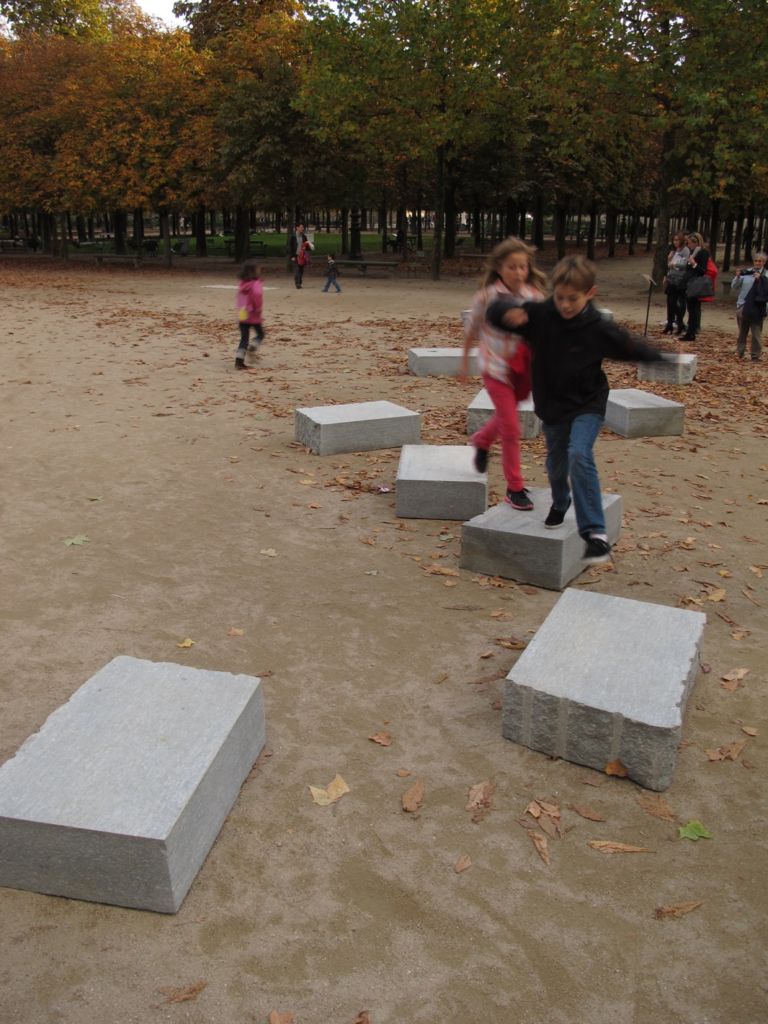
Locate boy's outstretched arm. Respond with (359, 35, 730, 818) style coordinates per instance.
(487, 297, 530, 333)
(602, 322, 665, 363)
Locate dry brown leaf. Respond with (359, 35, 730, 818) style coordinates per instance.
(638, 794, 677, 823)
(495, 636, 527, 650)
(749, 565, 764, 578)
(402, 778, 425, 813)
(588, 840, 650, 854)
(176, 637, 195, 649)
(423, 564, 460, 577)
(525, 800, 542, 819)
(368, 731, 392, 747)
(454, 854, 472, 874)
(395, 768, 411, 777)
(352, 1012, 371, 1024)
(157, 981, 207, 1004)
(604, 758, 628, 777)
(479, 649, 495, 659)
(268, 1013, 295, 1024)
(654, 900, 704, 920)
(706, 588, 727, 602)
(433, 672, 449, 685)
(568, 803, 606, 822)
(721, 667, 749, 682)
(466, 781, 495, 821)
(309, 774, 350, 806)
(741, 726, 758, 737)
(720, 678, 743, 692)
(538, 815, 559, 839)
(226, 627, 244, 637)
(706, 739, 747, 762)
(536, 800, 560, 817)
(529, 830, 550, 865)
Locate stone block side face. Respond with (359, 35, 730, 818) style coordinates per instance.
(466, 392, 540, 438)
(408, 348, 478, 377)
(165, 685, 266, 911)
(638, 355, 697, 384)
(295, 409, 321, 453)
(605, 390, 684, 438)
(396, 480, 486, 520)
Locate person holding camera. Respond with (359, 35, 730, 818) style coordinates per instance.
(731, 252, 767, 361)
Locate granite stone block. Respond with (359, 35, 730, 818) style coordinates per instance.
(0, 657, 266, 913)
(295, 400, 420, 455)
(638, 353, 697, 384)
(395, 445, 487, 520)
(605, 388, 684, 437)
(502, 589, 705, 790)
(460, 487, 622, 590)
(466, 389, 541, 439)
(408, 347, 479, 377)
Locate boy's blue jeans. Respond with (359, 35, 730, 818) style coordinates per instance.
(543, 413, 605, 538)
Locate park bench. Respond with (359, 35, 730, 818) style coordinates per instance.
(92, 253, 144, 267)
(224, 239, 268, 259)
(335, 258, 399, 275)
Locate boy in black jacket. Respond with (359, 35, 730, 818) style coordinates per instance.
(487, 255, 665, 564)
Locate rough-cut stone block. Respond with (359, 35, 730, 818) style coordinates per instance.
(638, 353, 697, 384)
(502, 589, 706, 790)
(605, 388, 684, 437)
(0, 657, 266, 913)
(295, 400, 420, 455)
(408, 347, 478, 377)
(461, 309, 471, 328)
(460, 487, 622, 590)
(466, 389, 541, 439)
(395, 445, 487, 520)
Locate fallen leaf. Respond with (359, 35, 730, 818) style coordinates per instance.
(351, 1013, 371, 1024)
(268, 1012, 295, 1024)
(638, 794, 676, 823)
(678, 820, 712, 841)
(479, 650, 495, 659)
(706, 588, 727, 602)
(741, 726, 758, 737)
(422, 564, 460, 577)
(465, 781, 495, 822)
(529, 830, 550, 865)
(525, 801, 542, 819)
(654, 900, 704, 920)
(588, 840, 650, 854)
(176, 638, 195, 649)
(63, 534, 89, 546)
(568, 803, 606, 822)
(454, 854, 472, 874)
(226, 627, 244, 637)
(259, 548, 278, 557)
(721, 667, 749, 683)
(433, 672, 448, 685)
(395, 768, 411, 778)
(157, 980, 207, 1004)
(604, 759, 628, 777)
(495, 636, 527, 650)
(749, 565, 764, 578)
(706, 739, 747, 762)
(368, 730, 392, 747)
(402, 778, 425, 813)
(309, 774, 350, 806)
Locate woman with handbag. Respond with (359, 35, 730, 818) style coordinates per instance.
(662, 232, 690, 335)
(681, 231, 712, 341)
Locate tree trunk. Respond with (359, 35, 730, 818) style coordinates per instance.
(340, 207, 348, 255)
(444, 181, 456, 259)
(234, 205, 249, 262)
(114, 210, 127, 255)
(709, 199, 720, 263)
(733, 206, 744, 262)
(350, 207, 362, 258)
(722, 215, 734, 271)
(587, 204, 597, 261)
(195, 204, 207, 257)
(744, 203, 755, 261)
(554, 202, 567, 259)
(533, 194, 544, 249)
(160, 210, 173, 267)
(431, 145, 445, 281)
(606, 208, 617, 257)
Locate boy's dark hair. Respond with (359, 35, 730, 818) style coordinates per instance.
(239, 260, 260, 281)
(329, 253, 336, 259)
(550, 255, 596, 292)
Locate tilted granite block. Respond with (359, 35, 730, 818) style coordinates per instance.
(638, 353, 697, 384)
(407, 347, 479, 377)
(395, 445, 487, 520)
(605, 388, 684, 437)
(502, 589, 706, 790)
(295, 400, 420, 455)
(460, 487, 622, 590)
(0, 657, 266, 913)
(461, 309, 471, 328)
(466, 389, 541, 439)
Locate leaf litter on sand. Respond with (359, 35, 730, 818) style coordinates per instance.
(638, 794, 677, 823)
(654, 900, 704, 920)
(454, 854, 472, 874)
(268, 1012, 295, 1024)
(402, 778, 424, 813)
(529, 831, 550, 865)
(368, 730, 392, 747)
(156, 980, 207, 1004)
(678, 820, 713, 841)
(587, 840, 651, 854)
(465, 781, 495, 823)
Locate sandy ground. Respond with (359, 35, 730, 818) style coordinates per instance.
(0, 252, 766, 1024)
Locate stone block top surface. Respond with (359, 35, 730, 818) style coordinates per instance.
(511, 589, 705, 728)
(0, 657, 262, 839)
(607, 388, 683, 410)
(397, 444, 479, 481)
(295, 400, 417, 425)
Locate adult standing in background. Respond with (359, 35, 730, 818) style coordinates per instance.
(731, 252, 767, 361)
(289, 222, 313, 289)
(681, 231, 711, 342)
(662, 231, 690, 335)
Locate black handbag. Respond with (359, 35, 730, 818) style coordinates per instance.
(686, 274, 714, 299)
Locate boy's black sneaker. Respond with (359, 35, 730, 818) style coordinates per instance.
(583, 537, 612, 564)
(544, 504, 569, 528)
(235, 357, 247, 369)
(473, 447, 489, 473)
(505, 488, 534, 511)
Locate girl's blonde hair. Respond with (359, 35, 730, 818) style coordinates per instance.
(686, 231, 706, 249)
(481, 236, 547, 292)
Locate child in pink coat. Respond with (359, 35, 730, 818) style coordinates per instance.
(235, 261, 264, 369)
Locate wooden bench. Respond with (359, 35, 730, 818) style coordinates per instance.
(93, 253, 144, 267)
(335, 259, 399, 276)
(224, 239, 268, 259)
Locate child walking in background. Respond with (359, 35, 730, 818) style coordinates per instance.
(235, 260, 264, 370)
(322, 253, 342, 293)
(488, 255, 666, 564)
(460, 237, 547, 510)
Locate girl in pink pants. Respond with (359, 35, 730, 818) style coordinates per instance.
(460, 238, 546, 509)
